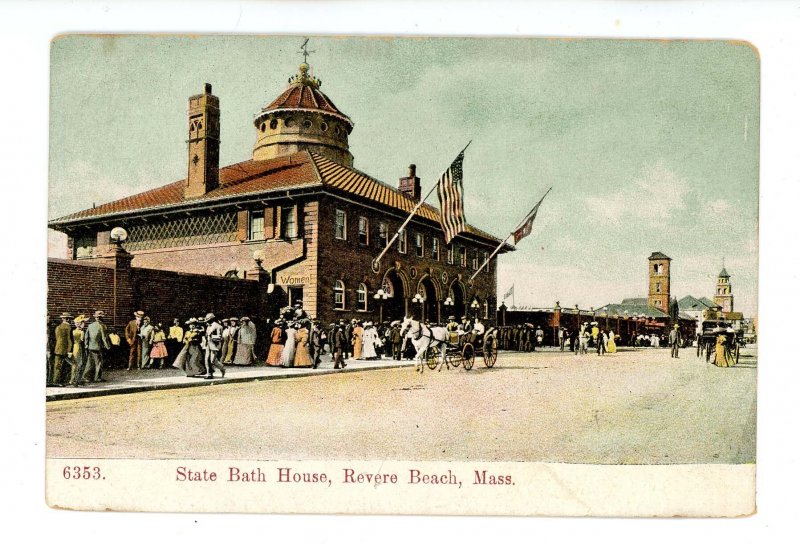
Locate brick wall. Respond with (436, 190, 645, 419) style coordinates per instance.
(315, 194, 499, 325)
(47, 257, 263, 333)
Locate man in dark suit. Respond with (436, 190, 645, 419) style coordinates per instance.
(332, 321, 348, 369)
(669, 325, 682, 358)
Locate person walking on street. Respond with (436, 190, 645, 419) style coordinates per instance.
(68, 315, 89, 386)
(202, 313, 226, 379)
(149, 323, 168, 368)
(332, 320, 348, 369)
(83, 311, 111, 383)
(140, 316, 154, 368)
(390, 321, 403, 360)
(597, 329, 607, 356)
(167, 318, 184, 366)
(233, 316, 257, 365)
(125, 311, 143, 370)
(669, 325, 681, 358)
(310, 320, 323, 368)
(558, 327, 565, 351)
(51, 312, 74, 386)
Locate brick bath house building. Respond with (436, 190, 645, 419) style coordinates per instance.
(48, 62, 512, 327)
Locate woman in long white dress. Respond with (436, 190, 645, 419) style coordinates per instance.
(361, 322, 380, 360)
(280, 322, 298, 367)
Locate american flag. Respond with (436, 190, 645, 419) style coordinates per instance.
(513, 187, 552, 244)
(436, 149, 468, 245)
(504, 285, 514, 300)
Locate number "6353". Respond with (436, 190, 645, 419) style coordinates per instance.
(62, 466, 102, 480)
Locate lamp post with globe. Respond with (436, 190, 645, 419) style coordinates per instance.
(412, 293, 424, 321)
(373, 288, 389, 323)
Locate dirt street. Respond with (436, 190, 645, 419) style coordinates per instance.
(46, 347, 756, 464)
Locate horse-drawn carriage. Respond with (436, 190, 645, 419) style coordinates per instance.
(696, 319, 743, 365)
(399, 317, 498, 372)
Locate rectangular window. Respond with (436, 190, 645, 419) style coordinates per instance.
(472, 250, 479, 270)
(378, 222, 388, 247)
(432, 238, 440, 261)
(415, 232, 424, 257)
(280, 206, 296, 239)
(398, 230, 407, 254)
(335, 209, 347, 240)
(74, 233, 97, 258)
(447, 244, 454, 265)
(248, 210, 264, 240)
(334, 281, 345, 310)
(358, 216, 369, 246)
(460, 246, 467, 267)
(357, 284, 368, 311)
(288, 286, 304, 308)
(482, 251, 489, 273)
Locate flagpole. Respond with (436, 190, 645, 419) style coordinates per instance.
(468, 186, 552, 283)
(468, 232, 512, 282)
(371, 141, 472, 273)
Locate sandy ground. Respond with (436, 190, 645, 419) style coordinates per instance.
(46, 347, 756, 464)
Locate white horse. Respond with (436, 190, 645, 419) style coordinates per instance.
(399, 316, 450, 373)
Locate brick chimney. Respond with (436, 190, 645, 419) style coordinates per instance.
(185, 83, 220, 199)
(399, 164, 421, 201)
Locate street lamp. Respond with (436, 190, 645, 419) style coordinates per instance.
(109, 226, 128, 249)
(373, 288, 389, 323)
(470, 298, 480, 319)
(412, 293, 425, 321)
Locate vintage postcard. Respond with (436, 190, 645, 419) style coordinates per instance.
(45, 35, 758, 516)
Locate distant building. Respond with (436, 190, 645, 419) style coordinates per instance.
(713, 266, 734, 313)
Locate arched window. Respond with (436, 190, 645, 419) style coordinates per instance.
(357, 283, 368, 311)
(334, 280, 346, 310)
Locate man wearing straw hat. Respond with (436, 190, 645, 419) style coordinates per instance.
(125, 310, 144, 371)
(84, 310, 111, 383)
(202, 312, 226, 379)
(50, 312, 74, 387)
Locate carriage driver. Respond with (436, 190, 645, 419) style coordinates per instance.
(446, 316, 459, 344)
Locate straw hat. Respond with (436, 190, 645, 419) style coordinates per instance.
(94, 310, 105, 318)
(205, 312, 216, 321)
(134, 310, 145, 317)
(59, 312, 72, 319)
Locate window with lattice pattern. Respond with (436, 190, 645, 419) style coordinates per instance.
(124, 213, 237, 251)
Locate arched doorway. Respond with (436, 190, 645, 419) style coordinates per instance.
(449, 280, 466, 320)
(381, 269, 407, 322)
(417, 276, 439, 323)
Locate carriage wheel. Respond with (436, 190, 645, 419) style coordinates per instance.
(449, 349, 461, 368)
(483, 336, 497, 368)
(462, 344, 475, 371)
(734, 343, 740, 365)
(705, 342, 712, 363)
(426, 347, 440, 370)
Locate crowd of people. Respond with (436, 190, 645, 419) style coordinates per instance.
(496, 321, 688, 357)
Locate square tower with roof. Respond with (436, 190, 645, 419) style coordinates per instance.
(647, 251, 671, 312)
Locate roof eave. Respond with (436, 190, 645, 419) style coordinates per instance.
(48, 182, 326, 231)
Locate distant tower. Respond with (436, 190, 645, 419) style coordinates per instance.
(714, 264, 734, 313)
(185, 83, 220, 199)
(648, 252, 671, 311)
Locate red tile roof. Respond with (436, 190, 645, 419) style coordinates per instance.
(258, 81, 353, 128)
(49, 151, 510, 248)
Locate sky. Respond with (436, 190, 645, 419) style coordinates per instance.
(48, 35, 759, 316)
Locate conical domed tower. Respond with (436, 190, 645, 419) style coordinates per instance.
(252, 62, 354, 167)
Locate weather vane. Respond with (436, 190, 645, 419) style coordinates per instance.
(299, 38, 315, 63)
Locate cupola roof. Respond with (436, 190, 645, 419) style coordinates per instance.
(256, 63, 353, 129)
